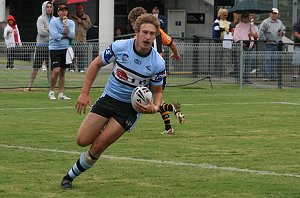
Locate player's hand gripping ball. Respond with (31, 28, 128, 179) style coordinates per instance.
(131, 86, 153, 111)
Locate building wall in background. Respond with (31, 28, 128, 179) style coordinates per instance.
(4, 0, 298, 41)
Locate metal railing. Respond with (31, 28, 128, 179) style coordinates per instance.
(0, 40, 299, 89)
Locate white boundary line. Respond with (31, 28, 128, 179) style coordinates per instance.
(0, 107, 75, 111)
(0, 143, 299, 179)
(1, 101, 300, 111)
(184, 102, 300, 106)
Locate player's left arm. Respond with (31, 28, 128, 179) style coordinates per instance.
(169, 41, 181, 61)
(135, 85, 163, 114)
(151, 85, 163, 111)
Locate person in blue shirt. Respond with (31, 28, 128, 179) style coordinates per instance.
(48, 3, 75, 100)
(60, 13, 165, 190)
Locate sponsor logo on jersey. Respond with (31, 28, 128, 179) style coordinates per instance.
(151, 70, 165, 82)
(104, 46, 113, 62)
(155, 75, 163, 82)
(122, 54, 129, 62)
(115, 69, 128, 81)
(134, 59, 142, 65)
(113, 64, 151, 87)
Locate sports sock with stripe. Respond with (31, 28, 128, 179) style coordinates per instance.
(63, 150, 98, 182)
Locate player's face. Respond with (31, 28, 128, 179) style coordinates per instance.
(46, 3, 52, 15)
(58, 9, 68, 19)
(135, 23, 156, 54)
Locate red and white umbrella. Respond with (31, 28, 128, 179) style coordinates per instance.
(52, 0, 88, 4)
(67, 0, 88, 4)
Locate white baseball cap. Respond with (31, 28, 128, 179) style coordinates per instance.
(272, 8, 279, 14)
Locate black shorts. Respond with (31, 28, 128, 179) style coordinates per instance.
(50, 49, 70, 69)
(90, 94, 139, 131)
(33, 46, 49, 69)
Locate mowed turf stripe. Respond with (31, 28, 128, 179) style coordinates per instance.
(1, 101, 300, 111)
(1, 143, 299, 179)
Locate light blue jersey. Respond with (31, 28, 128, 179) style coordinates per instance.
(49, 18, 75, 50)
(101, 38, 165, 103)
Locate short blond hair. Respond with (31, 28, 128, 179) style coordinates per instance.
(133, 14, 160, 37)
(217, 8, 228, 17)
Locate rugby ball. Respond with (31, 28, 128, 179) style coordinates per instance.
(131, 86, 153, 111)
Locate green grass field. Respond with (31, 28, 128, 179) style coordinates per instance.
(0, 86, 300, 198)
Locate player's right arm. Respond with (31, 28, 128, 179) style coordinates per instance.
(76, 43, 116, 114)
(76, 55, 106, 114)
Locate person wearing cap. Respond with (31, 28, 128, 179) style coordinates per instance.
(258, 8, 286, 82)
(48, 3, 75, 100)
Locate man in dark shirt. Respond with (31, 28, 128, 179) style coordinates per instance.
(292, 18, 300, 81)
(152, 6, 167, 32)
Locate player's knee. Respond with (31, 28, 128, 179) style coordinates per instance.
(76, 136, 90, 147)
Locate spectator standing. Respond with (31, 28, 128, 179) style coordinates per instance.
(212, 8, 231, 76)
(212, 8, 231, 40)
(114, 27, 122, 37)
(60, 14, 165, 190)
(86, 21, 99, 59)
(233, 12, 258, 84)
(250, 13, 258, 27)
(258, 8, 286, 81)
(48, 3, 75, 100)
(249, 13, 260, 74)
(70, 3, 92, 72)
(3, 15, 22, 69)
(291, 15, 300, 81)
(152, 6, 167, 32)
(229, 13, 240, 33)
(24, 1, 54, 91)
(86, 21, 98, 42)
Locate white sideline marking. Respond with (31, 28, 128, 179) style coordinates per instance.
(0, 144, 299, 179)
(0, 107, 75, 111)
(184, 102, 300, 106)
(0, 101, 299, 111)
